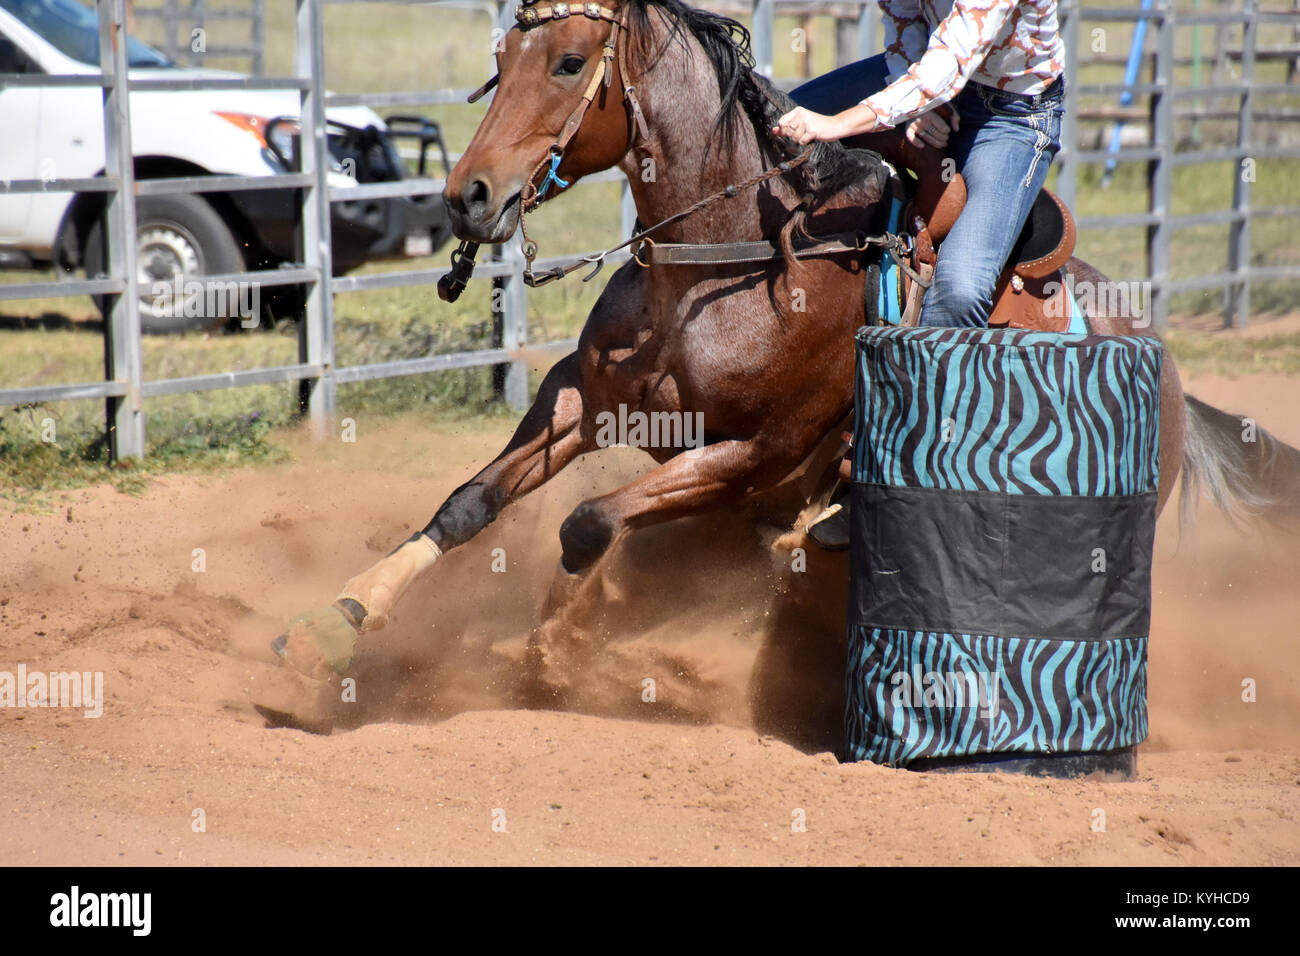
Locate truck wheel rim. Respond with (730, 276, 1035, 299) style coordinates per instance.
(137, 224, 202, 319)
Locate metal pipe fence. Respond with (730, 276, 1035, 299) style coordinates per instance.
(1055, 0, 1300, 329)
(0, 0, 549, 459)
(134, 0, 267, 75)
(1, 0, 1297, 461)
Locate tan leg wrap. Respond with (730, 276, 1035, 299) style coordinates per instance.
(335, 534, 442, 632)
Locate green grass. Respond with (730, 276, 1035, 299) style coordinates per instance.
(0, 398, 288, 508)
(2, 1, 1298, 499)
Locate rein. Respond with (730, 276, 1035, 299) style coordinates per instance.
(521, 141, 815, 286)
(436, 0, 907, 303)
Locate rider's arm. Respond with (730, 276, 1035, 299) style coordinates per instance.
(863, 0, 1019, 129)
(879, 0, 929, 83)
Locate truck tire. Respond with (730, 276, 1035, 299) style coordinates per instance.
(86, 194, 248, 334)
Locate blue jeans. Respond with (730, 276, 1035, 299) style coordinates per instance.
(791, 55, 1064, 328)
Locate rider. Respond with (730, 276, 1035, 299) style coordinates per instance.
(774, 0, 1066, 329)
(777, 0, 1066, 548)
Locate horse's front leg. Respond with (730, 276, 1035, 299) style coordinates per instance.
(275, 353, 593, 679)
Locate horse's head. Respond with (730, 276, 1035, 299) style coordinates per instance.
(444, 1, 638, 243)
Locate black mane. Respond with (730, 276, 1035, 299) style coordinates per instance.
(625, 0, 883, 199)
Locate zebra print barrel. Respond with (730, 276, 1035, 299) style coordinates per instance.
(846, 326, 1164, 768)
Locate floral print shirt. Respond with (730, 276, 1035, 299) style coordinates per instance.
(862, 0, 1066, 129)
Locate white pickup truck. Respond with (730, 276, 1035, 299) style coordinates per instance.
(0, 0, 452, 331)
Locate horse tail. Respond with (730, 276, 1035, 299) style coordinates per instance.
(1180, 394, 1300, 526)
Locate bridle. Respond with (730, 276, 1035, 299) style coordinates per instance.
(513, 2, 648, 200)
(437, 0, 909, 304)
(509, 1, 651, 282)
(439, 0, 648, 300)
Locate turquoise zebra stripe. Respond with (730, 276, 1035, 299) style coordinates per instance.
(853, 328, 1164, 496)
(845, 627, 1149, 765)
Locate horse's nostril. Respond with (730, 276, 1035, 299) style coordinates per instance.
(466, 179, 491, 209)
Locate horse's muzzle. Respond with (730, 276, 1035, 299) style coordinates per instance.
(443, 180, 521, 244)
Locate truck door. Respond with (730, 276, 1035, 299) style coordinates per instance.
(0, 29, 40, 244)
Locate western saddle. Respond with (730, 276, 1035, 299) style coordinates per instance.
(858, 123, 1079, 333)
(804, 126, 1083, 551)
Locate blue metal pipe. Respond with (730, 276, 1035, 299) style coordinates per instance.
(1102, 0, 1154, 186)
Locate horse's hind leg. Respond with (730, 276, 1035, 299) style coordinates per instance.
(276, 353, 592, 678)
(526, 438, 772, 693)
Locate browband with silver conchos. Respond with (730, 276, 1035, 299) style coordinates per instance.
(516, 0, 621, 26)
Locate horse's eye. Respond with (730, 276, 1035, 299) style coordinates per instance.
(555, 55, 585, 76)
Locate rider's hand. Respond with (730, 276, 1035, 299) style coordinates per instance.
(773, 104, 879, 145)
(905, 108, 959, 149)
(773, 107, 839, 145)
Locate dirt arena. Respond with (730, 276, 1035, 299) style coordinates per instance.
(1, 365, 1297, 866)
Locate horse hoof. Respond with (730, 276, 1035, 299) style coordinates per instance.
(806, 502, 850, 551)
(271, 604, 361, 681)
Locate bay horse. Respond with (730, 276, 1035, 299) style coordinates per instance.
(272, 0, 1300, 700)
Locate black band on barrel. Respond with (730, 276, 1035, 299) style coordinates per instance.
(849, 481, 1156, 642)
